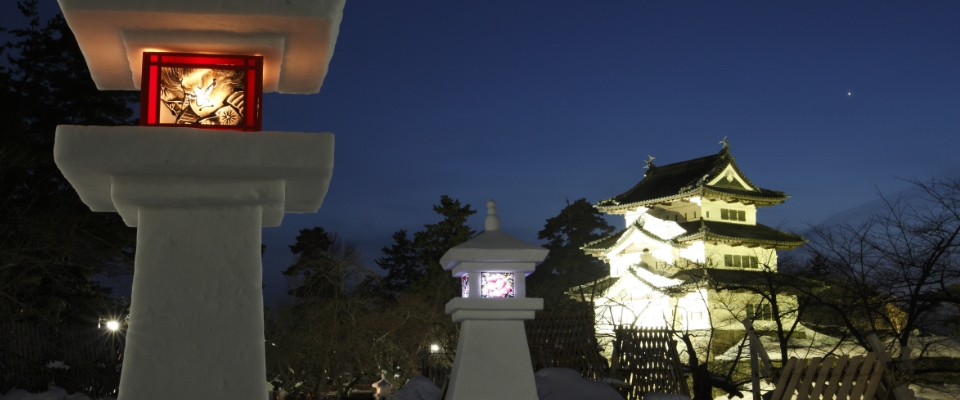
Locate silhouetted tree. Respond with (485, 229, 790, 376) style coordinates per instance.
(0, 2, 138, 395)
(376, 195, 476, 301)
(528, 198, 614, 300)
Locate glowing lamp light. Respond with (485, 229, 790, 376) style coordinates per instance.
(105, 320, 120, 331)
(140, 52, 263, 131)
(430, 344, 441, 353)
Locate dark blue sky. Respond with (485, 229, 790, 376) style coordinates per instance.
(8, 1, 960, 305)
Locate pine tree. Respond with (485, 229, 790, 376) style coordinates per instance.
(0, 0, 139, 326)
(376, 195, 476, 299)
(527, 198, 615, 300)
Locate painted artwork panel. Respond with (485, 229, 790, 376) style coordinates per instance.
(480, 272, 514, 298)
(158, 67, 247, 126)
(462, 275, 469, 298)
(140, 52, 262, 131)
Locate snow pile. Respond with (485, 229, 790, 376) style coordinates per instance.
(0, 386, 114, 400)
(534, 368, 624, 400)
(392, 376, 440, 400)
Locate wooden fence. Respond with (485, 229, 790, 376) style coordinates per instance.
(0, 322, 123, 397)
(610, 327, 690, 399)
(524, 311, 690, 399)
(525, 310, 610, 380)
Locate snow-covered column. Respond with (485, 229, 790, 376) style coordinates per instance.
(54, 126, 334, 400)
(441, 200, 547, 400)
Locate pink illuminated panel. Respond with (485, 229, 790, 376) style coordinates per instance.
(480, 272, 514, 298)
(140, 52, 263, 131)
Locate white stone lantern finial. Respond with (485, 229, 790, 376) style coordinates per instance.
(485, 199, 500, 231)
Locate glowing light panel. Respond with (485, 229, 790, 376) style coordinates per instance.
(140, 52, 263, 131)
(462, 275, 469, 298)
(480, 272, 514, 298)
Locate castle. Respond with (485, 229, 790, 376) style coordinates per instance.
(576, 140, 805, 354)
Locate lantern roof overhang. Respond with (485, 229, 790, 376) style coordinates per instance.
(57, 0, 345, 94)
(441, 230, 549, 272)
(441, 200, 550, 272)
(54, 126, 334, 227)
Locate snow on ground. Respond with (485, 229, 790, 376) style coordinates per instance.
(391, 368, 628, 400)
(715, 329, 960, 361)
(912, 383, 960, 400)
(0, 386, 113, 400)
(391, 376, 440, 400)
(534, 368, 624, 400)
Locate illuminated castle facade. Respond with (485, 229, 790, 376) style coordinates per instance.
(577, 141, 805, 348)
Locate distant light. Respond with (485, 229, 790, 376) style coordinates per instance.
(847, 92, 852, 96)
(430, 344, 440, 353)
(106, 321, 120, 331)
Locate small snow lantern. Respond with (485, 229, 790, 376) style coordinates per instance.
(448, 200, 546, 299)
(140, 52, 263, 131)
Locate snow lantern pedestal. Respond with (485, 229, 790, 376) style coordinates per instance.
(53, 1, 344, 399)
(441, 200, 547, 400)
(54, 127, 333, 399)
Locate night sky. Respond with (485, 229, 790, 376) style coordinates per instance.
(6, 1, 960, 306)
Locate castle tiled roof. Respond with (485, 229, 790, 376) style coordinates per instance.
(675, 220, 805, 249)
(582, 218, 804, 254)
(670, 268, 822, 292)
(596, 148, 787, 212)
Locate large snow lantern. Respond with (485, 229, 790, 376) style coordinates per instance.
(140, 52, 263, 131)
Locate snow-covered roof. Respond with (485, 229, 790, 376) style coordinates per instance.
(57, 0, 345, 93)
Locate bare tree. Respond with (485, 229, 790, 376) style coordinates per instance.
(804, 178, 960, 384)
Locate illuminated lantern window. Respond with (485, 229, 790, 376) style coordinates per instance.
(480, 272, 515, 298)
(461, 275, 469, 298)
(140, 52, 263, 131)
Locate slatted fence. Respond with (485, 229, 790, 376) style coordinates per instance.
(525, 310, 609, 380)
(611, 327, 690, 399)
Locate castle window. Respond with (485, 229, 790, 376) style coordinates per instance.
(724, 255, 759, 269)
(720, 209, 746, 221)
(747, 303, 773, 321)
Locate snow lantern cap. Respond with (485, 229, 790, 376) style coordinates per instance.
(440, 199, 548, 276)
(57, 0, 345, 94)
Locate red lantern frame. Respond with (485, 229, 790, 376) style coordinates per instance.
(140, 52, 263, 131)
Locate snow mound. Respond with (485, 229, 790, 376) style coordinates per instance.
(392, 370, 628, 400)
(392, 376, 440, 400)
(534, 368, 624, 400)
